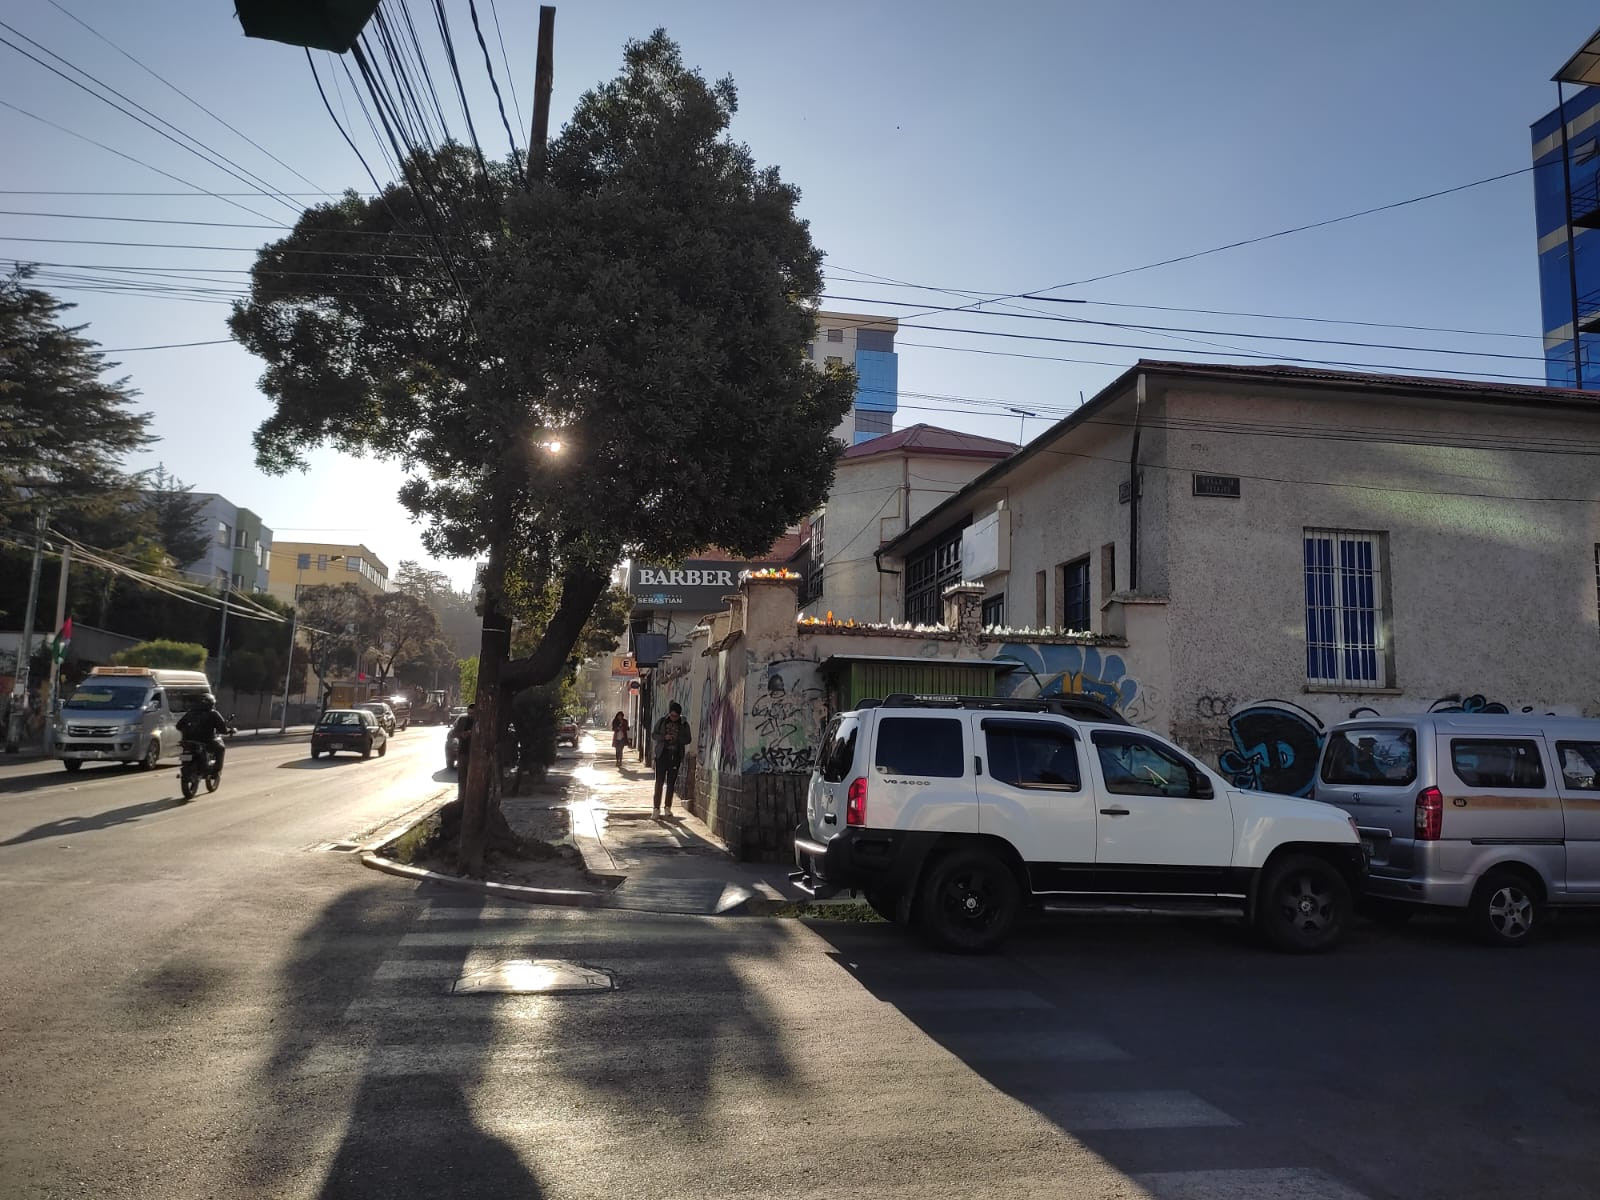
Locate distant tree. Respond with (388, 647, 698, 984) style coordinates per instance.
(369, 591, 445, 691)
(113, 639, 207, 670)
(222, 648, 268, 694)
(458, 656, 478, 704)
(393, 560, 452, 603)
(296, 583, 371, 709)
(140, 467, 210, 572)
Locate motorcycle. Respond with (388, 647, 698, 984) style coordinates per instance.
(177, 717, 236, 800)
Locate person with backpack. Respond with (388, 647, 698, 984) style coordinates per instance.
(651, 701, 691, 817)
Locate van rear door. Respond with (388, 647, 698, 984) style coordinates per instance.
(1315, 725, 1420, 871)
(1438, 733, 1563, 883)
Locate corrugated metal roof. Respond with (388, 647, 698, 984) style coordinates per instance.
(844, 423, 1018, 461)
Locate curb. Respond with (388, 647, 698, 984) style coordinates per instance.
(359, 851, 610, 908)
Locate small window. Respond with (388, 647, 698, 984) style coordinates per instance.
(1035, 570, 1046, 627)
(855, 409, 891, 436)
(297, 552, 311, 570)
(984, 720, 1080, 791)
(317, 554, 328, 570)
(825, 355, 843, 367)
(1092, 730, 1205, 798)
(1061, 555, 1091, 630)
(804, 342, 814, 359)
(347, 556, 361, 572)
(817, 716, 859, 783)
(1557, 741, 1600, 790)
(1320, 727, 1417, 786)
(873, 717, 964, 778)
(981, 593, 1005, 627)
(826, 327, 843, 343)
(1450, 739, 1546, 789)
(217, 521, 230, 547)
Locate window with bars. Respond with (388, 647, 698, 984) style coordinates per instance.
(1304, 529, 1388, 686)
(801, 515, 825, 605)
(826, 327, 844, 343)
(1061, 556, 1091, 630)
(981, 593, 1005, 628)
(904, 528, 965, 625)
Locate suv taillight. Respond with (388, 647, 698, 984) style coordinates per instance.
(1415, 786, 1443, 841)
(846, 777, 867, 827)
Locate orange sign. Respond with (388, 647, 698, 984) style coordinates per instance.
(611, 654, 638, 678)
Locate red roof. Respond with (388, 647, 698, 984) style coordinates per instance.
(697, 531, 805, 562)
(843, 423, 1018, 461)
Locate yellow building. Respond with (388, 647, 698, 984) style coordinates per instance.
(265, 541, 392, 604)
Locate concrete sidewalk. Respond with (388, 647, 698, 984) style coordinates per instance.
(557, 750, 827, 915)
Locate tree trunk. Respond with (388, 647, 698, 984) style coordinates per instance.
(458, 536, 510, 877)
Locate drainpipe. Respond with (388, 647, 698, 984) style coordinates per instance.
(1558, 81, 1585, 389)
(1128, 373, 1146, 591)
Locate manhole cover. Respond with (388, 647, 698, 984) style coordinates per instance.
(451, 958, 614, 995)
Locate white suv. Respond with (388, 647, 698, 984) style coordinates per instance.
(791, 694, 1366, 954)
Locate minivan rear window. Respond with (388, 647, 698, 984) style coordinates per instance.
(873, 717, 964, 778)
(1556, 741, 1600, 791)
(1320, 728, 1417, 786)
(817, 716, 859, 783)
(1450, 739, 1546, 789)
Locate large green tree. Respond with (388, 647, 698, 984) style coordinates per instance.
(368, 590, 446, 692)
(295, 583, 371, 710)
(230, 33, 852, 871)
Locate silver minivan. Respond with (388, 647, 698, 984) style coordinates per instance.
(1313, 713, 1600, 946)
(54, 667, 215, 772)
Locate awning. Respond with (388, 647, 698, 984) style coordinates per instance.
(1554, 27, 1600, 85)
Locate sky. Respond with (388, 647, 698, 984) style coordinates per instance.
(5, 0, 1597, 590)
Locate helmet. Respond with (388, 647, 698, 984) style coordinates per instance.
(198, 695, 216, 711)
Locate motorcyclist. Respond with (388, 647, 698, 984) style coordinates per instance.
(177, 695, 233, 777)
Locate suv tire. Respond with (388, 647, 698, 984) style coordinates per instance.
(865, 889, 906, 925)
(914, 847, 1021, 954)
(1255, 854, 1350, 953)
(1469, 868, 1541, 948)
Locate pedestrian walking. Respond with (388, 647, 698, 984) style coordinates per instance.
(453, 704, 475, 798)
(651, 701, 690, 816)
(610, 710, 630, 769)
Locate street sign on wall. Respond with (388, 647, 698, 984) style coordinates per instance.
(629, 558, 785, 611)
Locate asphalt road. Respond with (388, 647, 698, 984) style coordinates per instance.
(4, 734, 1600, 1199)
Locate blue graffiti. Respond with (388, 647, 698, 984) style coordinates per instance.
(1427, 694, 1512, 715)
(995, 644, 1138, 712)
(1219, 700, 1325, 797)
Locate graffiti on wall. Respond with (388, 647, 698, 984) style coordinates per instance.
(996, 644, 1140, 714)
(746, 660, 827, 774)
(1214, 692, 1530, 797)
(699, 653, 743, 776)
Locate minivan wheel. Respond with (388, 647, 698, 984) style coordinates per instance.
(140, 739, 160, 771)
(915, 848, 1021, 954)
(1256, 854, 1351, 953)
(62, 759, 82, 773)
(1470, 869, 1541, 947)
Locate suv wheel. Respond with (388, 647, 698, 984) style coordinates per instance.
(865, 889, 905, 924)
(915, 848, 1021, 954)
(1256, 854, 1350, 953)
(1469, 868, 1541, 947)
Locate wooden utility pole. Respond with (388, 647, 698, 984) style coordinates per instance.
(527, 6, 555, 183)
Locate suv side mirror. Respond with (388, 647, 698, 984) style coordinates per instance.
(1190, 772, 1214, 800)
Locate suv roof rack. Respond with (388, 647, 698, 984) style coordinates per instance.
(873, 693, 1130, 726)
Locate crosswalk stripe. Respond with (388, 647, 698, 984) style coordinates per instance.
(1027, 1089, 1238, 1131)
(1132, 1167, 1371, 1199)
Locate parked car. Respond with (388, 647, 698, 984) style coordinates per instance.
(446, 711, 473, 770)
(311, 709, 388, 760)
(359, 700, 397, 735)
(1313, 712, 1600, 946)
(791, 693, 1365, 954)
(557, 718, 580, 747)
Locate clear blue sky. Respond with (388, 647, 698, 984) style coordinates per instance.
(4, 0, 1596, 587)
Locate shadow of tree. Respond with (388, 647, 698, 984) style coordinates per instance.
(0, 795, 187, 845)
(0, 761, 154, 795)
(245, 885, 547, 1199)
(277, 757, 373, 770)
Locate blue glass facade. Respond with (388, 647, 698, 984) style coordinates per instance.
(851, 347, 899, 444)
(1532, 86, 1600, 387)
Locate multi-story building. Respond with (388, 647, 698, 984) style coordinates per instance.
(183, 494, 273, 593)
(265, 541, 391, 604)
(808, 310, 899, 443)
(878, 360, 1600, 794)
(791, 423, 1017, 623)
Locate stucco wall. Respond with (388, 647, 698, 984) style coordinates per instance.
(1159, 381, 1600, 795)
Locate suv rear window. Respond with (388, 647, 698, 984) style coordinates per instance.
(983, 720, 1080, 791)
(1450, 738, 1546, 789)
(1320, 727, 1417, 786)
(873, 717, 964, 778)
(817, 716, 859, 783)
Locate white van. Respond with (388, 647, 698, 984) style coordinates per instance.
(792, 693, 1366, 953)
(54, 667, 215, 772)
(1313, 712, 1600, 946)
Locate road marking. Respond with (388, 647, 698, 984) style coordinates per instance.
(1028, 1089, 1238, 1131)
(1133, 1167, 1370, 1199)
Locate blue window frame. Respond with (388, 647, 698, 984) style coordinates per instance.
(1304, 529, 1386, 686)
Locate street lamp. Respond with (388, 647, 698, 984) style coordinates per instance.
(279, 553, 342, 733)
(1007, 407, 1037, 447)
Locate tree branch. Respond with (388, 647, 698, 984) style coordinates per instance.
(500, 564, 612, 691)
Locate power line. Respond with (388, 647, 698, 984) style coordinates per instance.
(485, 0, 525, 139)
(427, 0, 491, 181)
(0, 99, 283, 223)
(0, 235, 445, 260)
(0, 20, 305, 218)
(42, 0, 325, 193)
(467, 0, 524, 173)
(98, 338, 233, 352)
